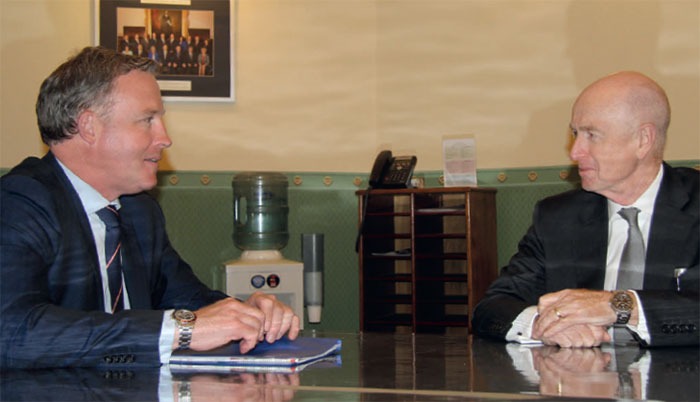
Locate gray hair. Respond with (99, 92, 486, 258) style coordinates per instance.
(36, 46, 157, 145)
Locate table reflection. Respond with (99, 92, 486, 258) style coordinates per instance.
(503, 341, 699, 401)
(1, 332, 697, 401)
(179, 372, 299, 402)
(533, 347, 639, 399)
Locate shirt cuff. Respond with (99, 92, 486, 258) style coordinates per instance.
(160, 309, 176, 365)
(627, 290, 651, 344)
(505, 306, 543, 344)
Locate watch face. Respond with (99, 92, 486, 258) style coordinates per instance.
(174, 309, 196, 323)
(612, 292, 634, 311)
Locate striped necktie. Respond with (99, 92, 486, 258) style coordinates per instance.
(96, 205, 124, 313)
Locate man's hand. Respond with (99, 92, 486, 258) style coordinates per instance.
(246, 291, 301, 344)
(538, 323, 610, 347)
(184, 298, 268, 353)
(178, 294, 299, 354)
(532, 289, 623, 344)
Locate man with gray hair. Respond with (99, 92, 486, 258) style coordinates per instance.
(1, 46, 299, 368)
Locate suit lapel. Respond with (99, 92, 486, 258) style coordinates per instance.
(573, 193, 608, 290)
(45, 153, 105, 310)
(645, 164, 694, 290)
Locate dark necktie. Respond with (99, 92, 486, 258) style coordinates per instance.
(616, 207, 645, 290)
(96, 205, 124, 313)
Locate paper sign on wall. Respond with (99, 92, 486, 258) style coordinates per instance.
(442, 137, 477, 187)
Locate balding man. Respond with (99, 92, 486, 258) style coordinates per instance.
(473, 72, 699, 347)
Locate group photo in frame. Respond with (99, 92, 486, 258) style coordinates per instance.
(95, 0, 234, 102)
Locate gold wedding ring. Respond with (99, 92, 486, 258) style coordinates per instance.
(554, 307, 563, 319)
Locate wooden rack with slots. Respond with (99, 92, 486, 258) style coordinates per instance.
(356, 187, 498, 334)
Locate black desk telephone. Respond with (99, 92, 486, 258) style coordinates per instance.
(356, 150, 417, 252)
(368, 150, 417, 189)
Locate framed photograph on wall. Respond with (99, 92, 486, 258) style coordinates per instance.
(95, 0, 235, 102)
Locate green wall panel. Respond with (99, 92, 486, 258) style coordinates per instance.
(150, 174, 363, 332)
(2, 161, 697, 332)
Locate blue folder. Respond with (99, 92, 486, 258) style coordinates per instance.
(169, 337, 341, 368)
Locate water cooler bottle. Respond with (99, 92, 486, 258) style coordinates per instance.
(223, 172, 304, 327)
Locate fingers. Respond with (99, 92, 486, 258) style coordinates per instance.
(533, 305, 572, 339)
(189, 298, 266, 352)
(269, 308, 300, 343)
(265, 298, 285, 342)
(287, 315, 301, 340)
(537, 290, 567, 313)
(235, 307, 267, 351)
(189, 294, 299, 354)
(534, 290, 574, 339)
(533, 289, 616, 339)
(247, 292, 301, 343)
(539, 324, 610, 348)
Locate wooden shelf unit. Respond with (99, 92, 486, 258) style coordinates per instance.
(357, 187, 497, 334)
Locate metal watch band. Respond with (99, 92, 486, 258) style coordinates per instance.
(173, 309, 196, 350)
(615, 310, 632, 325)
(177, 326, 193, 349)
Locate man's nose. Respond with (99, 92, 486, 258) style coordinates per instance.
(569, 136, 584, 161)
(155, 121, 172, 148)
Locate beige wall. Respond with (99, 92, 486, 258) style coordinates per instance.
(2, 0, 698, 172)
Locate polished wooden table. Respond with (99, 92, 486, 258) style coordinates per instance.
(2, 331, 697, 401)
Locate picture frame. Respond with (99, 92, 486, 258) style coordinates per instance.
(95, 0, 235, 102)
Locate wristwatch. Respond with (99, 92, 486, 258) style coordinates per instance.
(610, 291, 634, 325)
(172, 309, 196, 349)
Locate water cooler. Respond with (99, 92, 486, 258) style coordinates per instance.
(223, 172, 305, 327)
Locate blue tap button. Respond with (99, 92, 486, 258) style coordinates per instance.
(251, 275, 266, 288)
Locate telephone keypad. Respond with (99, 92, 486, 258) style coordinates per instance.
(384, 159, 413, 185)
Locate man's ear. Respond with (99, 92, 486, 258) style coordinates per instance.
(636, 123, 656, 159)
(76, 110, 98, 145)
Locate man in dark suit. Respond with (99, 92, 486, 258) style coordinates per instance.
(0, 47, 300, 368)
(184, 46, 198, 75)
(472, 71, 699, 347)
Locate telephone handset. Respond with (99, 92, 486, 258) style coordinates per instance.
(356, 150, 417, 252)
(368, 150, 417, 189)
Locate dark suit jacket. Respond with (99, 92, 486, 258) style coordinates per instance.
(472, 163, 699, 346)
(0, 153, 228, 368)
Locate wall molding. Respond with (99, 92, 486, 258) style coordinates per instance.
(148, 160, 699, 190)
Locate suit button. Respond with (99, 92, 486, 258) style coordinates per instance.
(690, 324, 697, 332)
(679, 324, 689, 333)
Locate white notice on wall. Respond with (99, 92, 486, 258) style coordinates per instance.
(442, 137, 477, 187)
